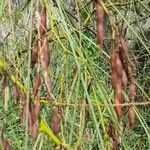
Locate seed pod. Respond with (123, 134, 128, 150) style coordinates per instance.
(95, 0, 104, 48)
(13, 85, 19, 101)
(32, 122, 38, 141)
(3, 137, 10, 150)
(128, 106, 136, 129)
(111, 50, 118, 89)
(108, 122, 119, 150)
(114, 99, 122, 122)
(121, 69, 127, 90)
(34, 98, 40, 123)
(129, 81, 135, 102)
(111, 71, 117, 90)
(33, 72, 41, 97)
(115, 52, 123, 78)
(31, 41, 39, 67)
(39, 6, 46, 36)
(127, 66, 134, 82)
(114, 81, 122, 121)
(43, 38, 50, 69)
(52, 108, 59, 136)
(111, 50, 117, 69)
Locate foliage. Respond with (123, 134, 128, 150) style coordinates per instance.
(0, 0, 149, 149)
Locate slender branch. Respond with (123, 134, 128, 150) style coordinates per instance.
(41, 99, 150, 108)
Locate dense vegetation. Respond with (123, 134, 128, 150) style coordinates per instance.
(0, 0, 149, 149)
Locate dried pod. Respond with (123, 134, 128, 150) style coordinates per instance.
(43, 39, 50, 69)
(3, 137, 10, 150)
(108, 122, 119, 150)
(115, 52, 123, 78)
(111, 71, 117, 90)
(12, 85, 19, 101)
(95, 0, 104, 48)
(114, 81, 122, 121)
(129, 81, 135, 102)
(31, 41, 39, 67)
(111, 50, 117, 69)
(32, 122, 38, 141)
(111, 50, 118, 89)
(114, 99, 122, 121)
(28, 108, 33, 131)
(121, 69, 127, 90)
(29, 101, 34, 123)
(39, 6, 46, 36)
(33, 72, 41, 97)
(128, 106, 136, 129)
(34, 98, 40, 123)
(112, 141, 119, 150)
(52, 108, 59, 136)
(127, 66, 134, 82)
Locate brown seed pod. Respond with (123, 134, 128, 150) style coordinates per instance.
(12, 85, 19, 101)
(108, 122, 119, 148)
(32, 122, 38, 141)
(111, 71, 117, 90)
(108, 122, 115, 140)
(127, 66, 134, 82)
(31, 41, 39, 67)
(33, 72, 41, 97)
(2, 137, 10, 150)
(95, 0, 104, 48)
(39, 6, 46, 36)
(115, 52, 123, 78)
(128, 106, 136, 129)
(114, 81, 122, 121)
(28, 108, 33, 131)
(43, 38, 50, 69)
(121, 69, 127, 90)
(111, 50, 118, 89)
(111, 50, 117, 69)
(114, 99, 122, 122)
(34, 98, 40, 123)
(52, 108, 59, 136)
(129, 81, 135, 102)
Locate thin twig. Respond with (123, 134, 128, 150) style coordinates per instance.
(41, 99, 150, 108)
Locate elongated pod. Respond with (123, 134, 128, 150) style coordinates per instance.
(33, 72, 41, 97)
(128, 106, 136, 129)
(111, 50, 117, 89)
(39, 6, 47, 36)
(121, 69, 127, 90)
(114, 81, 122, 121)
(95, 0, 104, 48)
(52, 108, 59, 136)
(31, 41, 39, 67)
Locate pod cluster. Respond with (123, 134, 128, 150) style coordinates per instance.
(110, 27, 136, 128)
